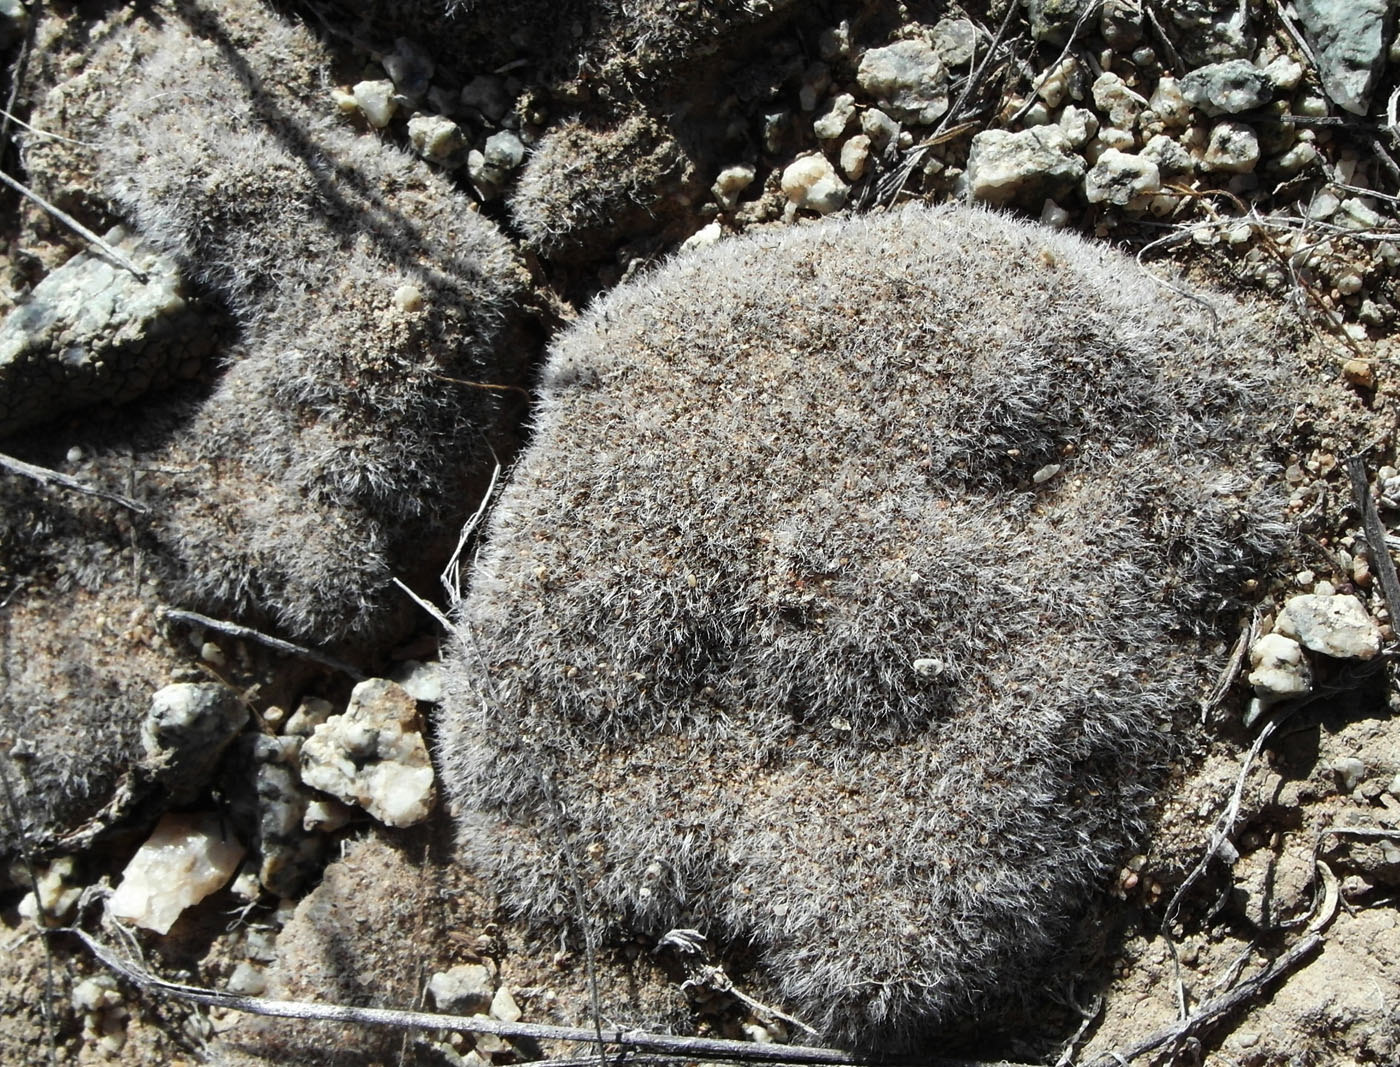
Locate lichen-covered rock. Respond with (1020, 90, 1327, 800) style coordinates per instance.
(0, 230, 212, 438)
(441, 203, 1289, 1046)
(1292, 0, 1393, 115)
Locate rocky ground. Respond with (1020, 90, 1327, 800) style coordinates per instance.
(1, 0, 1399, 1065)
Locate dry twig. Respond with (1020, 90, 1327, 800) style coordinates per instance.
(1347, 456, 1400, 619)
(159, 607, 365, 679)
(0, 450, 149, 514)
(1083, 934, 1323, 1066)
(65, 926, 1043, 1067)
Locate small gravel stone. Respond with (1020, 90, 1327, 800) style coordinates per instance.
(142, 683, 248, 800)
(227, 962, 268, 997)
(860, 108, 900, 148)
(839, 134, 872, 180)
(1264, 54, 1305, 92)
(1149, 76, 1191, 129)
(1275, 593, 1383, 660)
(813, 93, 857, 141)
(1246, 632, 1313, 702)
(390, 659, 446, 703)
(430, 963, 495, 1015)
(1092, 72, 1148, 129)
(1181, 59, 1272, 116)
(780, 154, 849, 214)
(109, 812, 246, 934)
(484, 130, 525, 171)
(299, 678, 437, 827)
(285, 697, 334, 737)
(1100, 0, 1144, 50)
(932, 18, 977, 67)
(1203, 120, 1260, 172)
(408, 114, 467, 163)
(1331, 756, 1367, 793)
(1058, 106, 1099, 148)
(249, 734, 324, 898)
(798, 61, 830, 112)
(856, 39, 949, 126)
(1141, 133, 1195, 176)
(382, 37, 434, 99)
(490, 986, 523, 1023)
(817, 21, 851, 61)
(461, 75, 510, 122)
(1034, 57, 1078, 108)
(352, 79, 397, 128)
(0, 229, 207, 437)
(1027, 0, 1092, 44)
(965, 126, 1087, 207)
(1084, 148, 1161, 206)
(711, 164, 756, 210)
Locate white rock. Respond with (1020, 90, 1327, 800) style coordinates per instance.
(1149, 76, 1191, 129)
(1058, 106, 1099, 149)
(780, 154, 848, 214)
(711, 164, 756, 211)
(408, 114, 467, 163)
(390, 659, 446, 704)
(856, 39, 949, 126)
(17, 856, 81, 924)
(1203, 120, 1259, 173)
(489, 985, 522, 1023)
(839, 134, 871, 180)
(303, 797, 355, 833)
(110, 813, 245, 934)
(1084, 148, 1161, 206)
(680, 221, 724, 252)
(813, 93, 857, 140)
(285, 696, 335, 737)
(932, 18, 977, 67)
(352, 79, 398, 128)
(1275, 594, 1383, 660)
(965, 126, 1086, 206)
(299, 678, 437, 827)
(1246, 632, 1313, 701)
(1092, 72, 1148, 129)
(430, 963, 495, 1015)
(860, 108, 900, 148)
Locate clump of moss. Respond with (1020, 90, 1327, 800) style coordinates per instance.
(441, 203, 1289, 1047)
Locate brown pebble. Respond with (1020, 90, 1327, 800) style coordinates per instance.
(1343, 358, 1376, 388)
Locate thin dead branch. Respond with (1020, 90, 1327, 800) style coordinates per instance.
(65, 926, 1046, 1067)
(1163, 715, 1285, 935)
(0, 450, 149, 514)
(0, 168, 148, 280)
(1346, 456, 1400, 619)
(159, 607, 365, 680)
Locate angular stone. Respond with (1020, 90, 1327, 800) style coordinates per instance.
(1292, 0, 1392, 115)
(299, 679, 437, 827)
(856, 39, 948, 126)
(1275, 594, 1382, 660)
(966, 126, 1087, 207)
